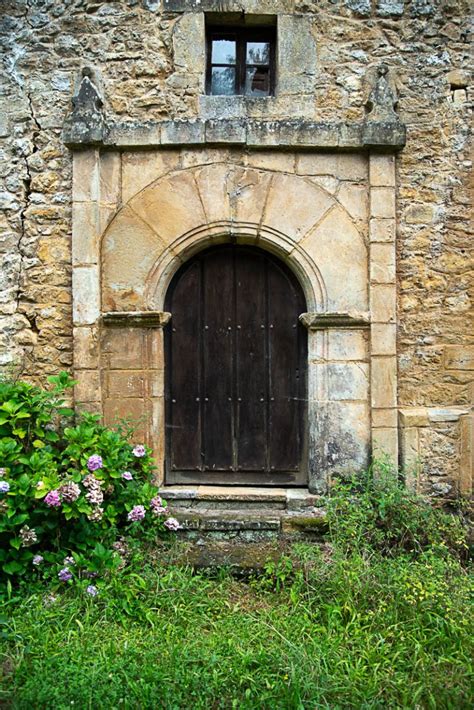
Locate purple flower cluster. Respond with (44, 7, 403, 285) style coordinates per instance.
(20, 525, 38, 547)
(86, 584, 99, 597)
(150, 496, 167, 516)
(127, 505, 146, 522)
(44, 489, 61, 507)
(0, 480, 10, 493)
(58, 567, 72, 582)
(132, 444, 146, 458)
(87, 454, 103, 471)
(59, 481, 81, 503)
(121, 471, 133, 481)
(32, 554, 44, 566)
(164, 517, 181, 532)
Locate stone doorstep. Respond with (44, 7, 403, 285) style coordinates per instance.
(161, 485, 323, 511)
(169, 507, 328, 536)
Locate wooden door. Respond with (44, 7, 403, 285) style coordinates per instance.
(164, 245, 307, 485)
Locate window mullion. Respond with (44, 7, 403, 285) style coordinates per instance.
(237, 36, 245, 95)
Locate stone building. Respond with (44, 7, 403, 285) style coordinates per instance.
(1, 1, 472, 507)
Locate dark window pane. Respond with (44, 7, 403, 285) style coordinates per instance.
(246, 42, 270, 65)
(211, 66, 236, 95)
(245, 67, 270, 96)
(211, 39, 236, 65)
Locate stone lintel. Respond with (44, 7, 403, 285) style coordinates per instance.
(163, 0, 295, 12)
(64, 119, 406, 151)
(102, 311, 171, 328)
(300, 311, 370, 330)
(399, 406, 471, 427)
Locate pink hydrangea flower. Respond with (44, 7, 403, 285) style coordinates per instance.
(44, 489, 61, 507)
(127, 505, 146, 522)
(150, 496, 167, 515)
(164, 517, 181, 531)
(121, 471, 133, 481)
(132, 444, 146, 458)
(87, 454, 103, 471)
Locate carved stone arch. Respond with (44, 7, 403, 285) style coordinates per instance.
(101, 163, 366, 315)
(145, 221, 327, 313)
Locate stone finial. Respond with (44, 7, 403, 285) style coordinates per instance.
(63, 67, 108, 146)
(365, 64, 399, 122)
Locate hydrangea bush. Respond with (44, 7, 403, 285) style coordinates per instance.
(0, 372, 180, 590)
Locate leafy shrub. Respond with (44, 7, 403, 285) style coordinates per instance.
(0, 373, 179, 590)
(327, 461, 469, 559)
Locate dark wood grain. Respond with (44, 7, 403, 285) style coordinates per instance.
(165, 245, 307, 486)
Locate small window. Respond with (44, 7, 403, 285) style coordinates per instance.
(206, 27, 275, 97)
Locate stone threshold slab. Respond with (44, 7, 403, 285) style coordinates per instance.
(64, 118, 406, 150)
(161, 485, 324, 510)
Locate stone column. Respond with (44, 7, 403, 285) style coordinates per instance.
(100, 312, 170, 484)
(301, 312, 370, 493)
(72, 149, 120, 411)
(369, 153, 398, 464)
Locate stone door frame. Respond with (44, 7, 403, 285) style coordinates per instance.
(69, 120, 401, 493)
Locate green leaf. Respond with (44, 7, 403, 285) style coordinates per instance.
(3, 560, 24, 575)
(32, 440, 46, 449)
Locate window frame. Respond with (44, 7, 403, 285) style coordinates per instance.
(206, 26, 276, 97)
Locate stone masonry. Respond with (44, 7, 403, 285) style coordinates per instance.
(0, 0, 472, 501)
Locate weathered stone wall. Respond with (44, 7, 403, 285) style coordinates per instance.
(0, 0, 472, 496)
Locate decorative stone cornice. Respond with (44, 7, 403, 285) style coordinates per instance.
(299, 311, 370, 330)
(101, 311, 171, 328)
(64, 118, 406, 150)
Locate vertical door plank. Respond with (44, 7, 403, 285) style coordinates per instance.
(235, 250, 266, 471)
(168, 261, 202, 470)
(202, 249, 234, 471)
(268, 265, 302, 472)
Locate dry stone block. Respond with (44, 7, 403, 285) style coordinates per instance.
(370, 218, 395, 243)
(369, 154, 395, 187)
(328, 330, 368, 361)
(370, 244, 396, 284)
(99, 151, 121, 205)
(264, 174, 333, 242)
(72, 266, 100, 325)
(301, 205, 368, 312)
(195, 163, 232, 223)
(371, 323, 397, 355)
(121, 151, 181, 204)
(72, 149, 99, 202)
(444, 345, 474, 371)
(72, 202, 100, 266)
(328, 362, 369, 401)
(73, 326, 99, 369)
(74, 369, 101, 403)
(371, 356, 397, 408)
(372, 427, 398, 463)
(370, 187, 396, 219)
(370, 284, 396, 323)
(102, 205, 165, 312)
(105, 371, 146, 399)
(337, 183, 368, 225)
(129, 170, 206, 245)
(372, 408, 398, 428)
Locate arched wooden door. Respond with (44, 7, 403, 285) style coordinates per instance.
(164, 245, 307, 486)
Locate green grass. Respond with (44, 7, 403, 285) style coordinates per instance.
(1, 541, 473, 709)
